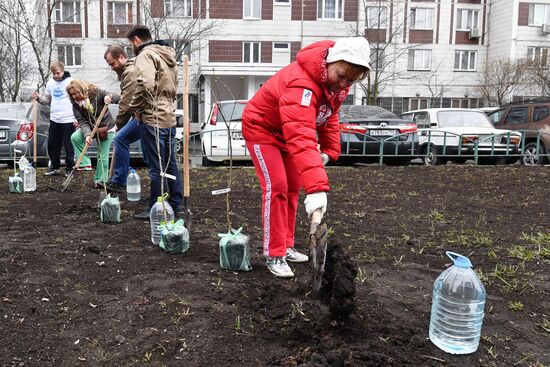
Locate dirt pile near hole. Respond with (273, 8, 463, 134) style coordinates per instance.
(320, 242, 358, 318)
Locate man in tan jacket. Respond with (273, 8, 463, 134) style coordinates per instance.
(102, 46, 146, 206)
(127, 25, 182, 215)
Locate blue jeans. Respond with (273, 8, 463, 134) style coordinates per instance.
(140, 123, 182, 213)
(111, 117, 141, 186)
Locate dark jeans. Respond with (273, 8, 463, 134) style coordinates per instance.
(111, 117, 141, 186)
(48, 121, 75, 170)
(140, 123, 182, 213)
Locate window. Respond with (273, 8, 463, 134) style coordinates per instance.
(274, 0, 289, 3)
(55, 1, 81, 23)
(164, 0, 192, 17)
(534, 106, 549, 121)
(528, 3, 550, 26)
(527, 47, 549, 68)
(504, 107, 528, 125)
(273, 43, 289, 50)
(243, 42, 260, 63)
(454, 50, 476, 71)
(244, 0, 261, 18)
(457, 9, 479, 30)
(488, 109, 505, 125)
(410, 8, 433, 30)
(343, 94, 354, 105)
(411, 110, 430, 127)
(318, 0, 343, 20)
(166, 39, 191, 62)
(407, 49, 431, 71)
(451, 98, 478, 108)
(366, 6, 386, 29)
(370, 48, 385, 70)
(107, 2, 132, 24)
(58, 45, 82, 66)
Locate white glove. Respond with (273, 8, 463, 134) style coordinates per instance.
(320, 152, 329, 165)
(304, 192, 327, 218)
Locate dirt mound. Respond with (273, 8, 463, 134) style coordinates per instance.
(320, 242, 358, 318)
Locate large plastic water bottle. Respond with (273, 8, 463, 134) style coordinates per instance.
(23, 164, 36, 192)
(429, 251, 486, 354)
(149, 194, 174, 245)
(126, 168, 141, 201)
(18, 156, 29, 179)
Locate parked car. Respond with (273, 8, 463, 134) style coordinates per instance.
(200, 100, 250, 166)
(12, 104, 144, 167)
(401, 108, 522, 165)
(338, 105, 418, 165)
(487, 100, 550, 165)
(0, 103, 33, 165)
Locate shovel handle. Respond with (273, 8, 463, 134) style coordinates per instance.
(182, 56, 190, 197)
(74, 104, 109, 169)
(310, 208, 322, 234)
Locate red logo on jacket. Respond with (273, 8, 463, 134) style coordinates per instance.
(316, 104, 332, 125)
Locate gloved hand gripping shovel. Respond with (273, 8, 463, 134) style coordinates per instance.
(62, 105, 109, 191)
(309, 208, 328, 292)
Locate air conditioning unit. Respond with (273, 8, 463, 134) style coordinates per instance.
(469, 29, 481, 39)
(542, 23, 550, 34)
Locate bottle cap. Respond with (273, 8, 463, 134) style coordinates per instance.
(129, 167, 135, 173)
(446, 251, 473, 268)
(156, 192, 170, 202)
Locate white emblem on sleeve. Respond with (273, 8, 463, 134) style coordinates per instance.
(301, 89, 312, 106)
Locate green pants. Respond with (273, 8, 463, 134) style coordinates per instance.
(71, 129, 115, 183)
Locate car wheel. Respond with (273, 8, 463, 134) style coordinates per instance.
(521, 143, 548, 166)
(423, 145, 446, 165)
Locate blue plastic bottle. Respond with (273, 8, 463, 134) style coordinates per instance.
(429, 251, 486, 354)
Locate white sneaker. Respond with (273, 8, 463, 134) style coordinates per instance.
(266, 257, 294, 278)
(285, 247, 309, 263)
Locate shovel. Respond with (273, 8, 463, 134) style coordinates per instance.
(181, 55, 192, 229)
(62, 105, 109, 191)
(309, 208, 328, 292)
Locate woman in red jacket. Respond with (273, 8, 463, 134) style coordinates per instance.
(242, 37, 371, 278)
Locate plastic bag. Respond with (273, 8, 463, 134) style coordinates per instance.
(218, 227, 251, 271)
(9, 174, 23, 193)
(159, 219, 189, 254)
(100, 194, 121, 223)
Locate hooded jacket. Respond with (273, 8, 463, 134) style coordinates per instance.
(129, 41, 177, 128)
(39, 71, 75, 124)
(115, 57, 136, 129)
(72, 88, 120, 138)
(242, 40, 348, 194)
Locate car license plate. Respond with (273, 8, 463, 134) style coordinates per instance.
(369, 129, 397, 136)
(232, 131, 244, 140)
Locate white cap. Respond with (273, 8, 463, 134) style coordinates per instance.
(326, 37, 371, 71)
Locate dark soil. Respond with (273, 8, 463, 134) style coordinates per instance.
(0, 165, 549, 367)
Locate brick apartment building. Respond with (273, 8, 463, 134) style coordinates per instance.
(32, 0, 550, 123)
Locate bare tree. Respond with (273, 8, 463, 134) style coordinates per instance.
(352, 0, 418, 105)
(525, 60, 550, 97)
(139, 0, 218, 61)
(477, 59, 530, 106)
(421, 59, 455, 108)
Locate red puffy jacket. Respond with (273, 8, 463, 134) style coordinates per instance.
(242, 40, 349, 194)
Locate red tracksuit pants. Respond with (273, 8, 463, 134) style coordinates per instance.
(247, 142, 301, 257)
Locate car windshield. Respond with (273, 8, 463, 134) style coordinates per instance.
(437, 111, 493, 128)
(217, 102, 246, 122)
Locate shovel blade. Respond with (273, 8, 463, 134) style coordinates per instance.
(61, 170, 75, 191)
(181, 197, 192, 230)
(309, 222, 328, 292)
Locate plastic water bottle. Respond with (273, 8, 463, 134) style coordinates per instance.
(429, 251, 486, 354)
(149, 194, 174, 245)
(18, 156, 29, 178)
(23, 164, 36, 192)
(126, 168, 141, 201)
